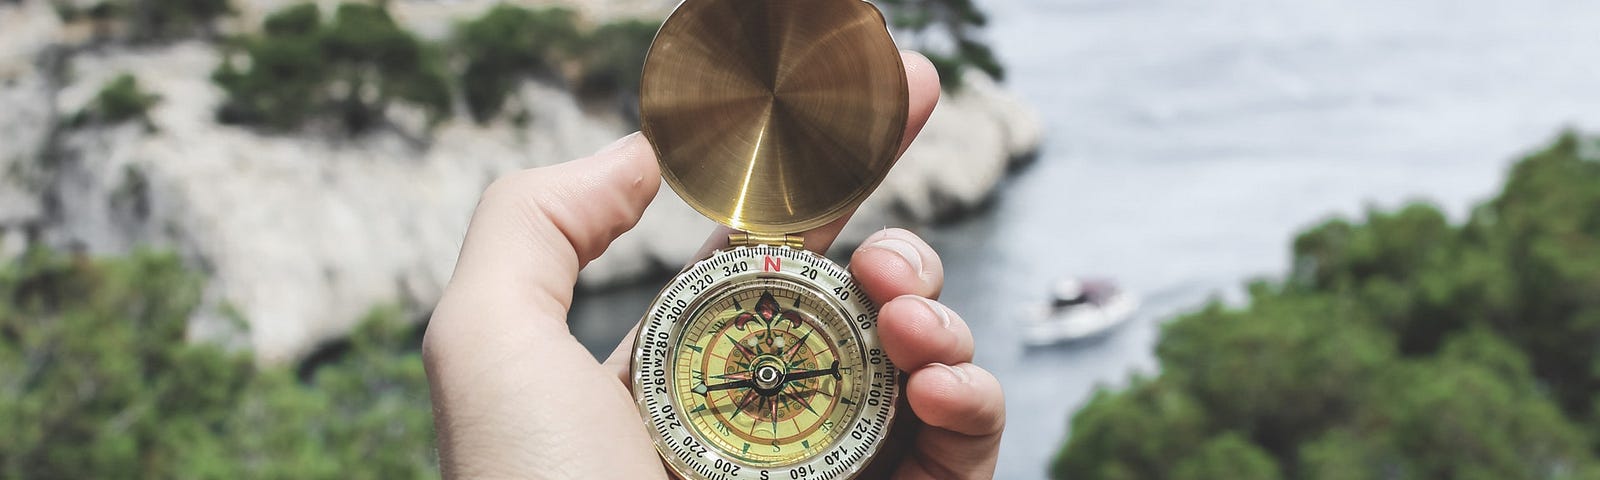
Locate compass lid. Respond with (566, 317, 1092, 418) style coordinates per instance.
(640, 0, 909, 235)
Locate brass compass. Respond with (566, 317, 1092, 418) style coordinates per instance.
(629, 0, 907, 478)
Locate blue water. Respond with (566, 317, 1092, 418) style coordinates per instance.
(573, 0, 1600, 477)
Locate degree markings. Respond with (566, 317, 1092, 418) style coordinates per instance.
(634, 245, 896, 479)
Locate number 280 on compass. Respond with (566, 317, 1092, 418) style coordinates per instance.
(632, 245, 899, 480)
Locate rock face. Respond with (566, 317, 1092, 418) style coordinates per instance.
(0, 0, 1039, 364)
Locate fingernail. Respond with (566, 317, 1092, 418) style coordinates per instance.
(595, 132, 640, 155)
(914, 296, 952, 329)
(867, 236, 924, 277)
(933, 363, 970, 384)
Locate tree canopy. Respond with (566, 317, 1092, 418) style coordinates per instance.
(1053, 132, 1600, 479)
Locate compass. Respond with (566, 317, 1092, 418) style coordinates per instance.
(629, 0, 907, 479)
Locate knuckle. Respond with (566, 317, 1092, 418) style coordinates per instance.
(420, 301, 461, 368)
(480, 167, 548, 210)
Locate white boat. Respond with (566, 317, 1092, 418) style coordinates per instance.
(1022, 278, 1140, 346)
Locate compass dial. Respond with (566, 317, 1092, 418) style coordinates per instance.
(633, 245, 898, 480)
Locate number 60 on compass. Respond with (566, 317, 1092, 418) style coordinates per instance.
(627, 0, 911, 478)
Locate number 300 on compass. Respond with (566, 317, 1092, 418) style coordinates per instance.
(632, 245, 898, 480)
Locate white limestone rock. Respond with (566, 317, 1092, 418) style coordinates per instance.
(0, 0, 1040, 364)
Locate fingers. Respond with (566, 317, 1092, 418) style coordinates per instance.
(895, 363, 1006, 480)
(852, 228, 945, 302)
(855, 228, 970, 395)
(847, 229, 1002, 479)
(879, 295, 973, 368)
(689, 50, 942, 258)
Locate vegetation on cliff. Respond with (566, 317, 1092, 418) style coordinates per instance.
(52, 0, 231, 42)
(209, 2, 661, 134)
(47, 0, 1002, 134)
(877, 0, 1005, 88)
(452, 5, 658, 124)
(0, 249, 436, 478)
(453, 5, 581, 124)
(1053, 132, 1600, 479)
(71, 73, 160, 127)
(212, 2, 452, 134)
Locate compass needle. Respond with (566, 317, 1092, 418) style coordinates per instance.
(630, 0, 903, 477)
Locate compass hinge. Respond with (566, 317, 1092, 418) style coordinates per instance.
(728, 232, 805, 249)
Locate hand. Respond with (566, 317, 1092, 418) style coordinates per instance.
(423, 51, 1005, 479)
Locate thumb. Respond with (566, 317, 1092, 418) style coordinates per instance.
(446, 132, 660, 313)
(424, 132, 668, 479)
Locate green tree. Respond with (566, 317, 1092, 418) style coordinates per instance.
(1484, 132, 1600, 416)
(1299, 336, 1590, 480)
(0, 248, 248, 477)
(1171, 433, 1282, 480)
(51, 0, 230, 42)
(453, 5, 581, 123)
(874, 0, 1004, 88)
(323, 3, 453, 132)
(1051, 379, 1209, 479)
(1156, 291, 1394, 459)
(214, 2, 451, 134)
(0, 248, 439, 478)
(574, 19, 660, 103)
(203, 307, 436, 479)
(1053, 132, 1600, 479)
(450, 7, 658, 124)
(125, 0, 232, 42)
(212, 3, 327, 130)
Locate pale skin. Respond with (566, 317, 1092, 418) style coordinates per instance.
(423, 51, 1006, 479)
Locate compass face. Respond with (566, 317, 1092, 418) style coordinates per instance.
(633, 245, 898, 480)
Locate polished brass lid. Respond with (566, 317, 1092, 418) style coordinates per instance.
(640, 0, 909, 235)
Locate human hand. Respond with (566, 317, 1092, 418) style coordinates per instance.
(423, 51, 1005, 479)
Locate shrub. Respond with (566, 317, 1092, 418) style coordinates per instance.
(451, 6, 659, 124)
(51, 0, 230, 42)
(72, 73, 160, 126)
(213, 2, 451, 134)
(453, 5, 581, 123)
(574, 19, 660, 101)
(125, 0, 231, 41)
(875, 0, 1005, 88)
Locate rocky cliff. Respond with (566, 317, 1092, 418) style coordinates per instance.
(0, 0, 1040, 364)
